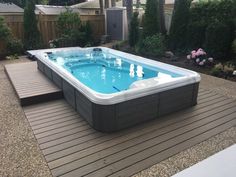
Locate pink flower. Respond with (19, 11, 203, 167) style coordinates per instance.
(197, 48, 204, 52)
(187, 55, 191, 60)
(199, 61, 204, 66)
(191, 50, 196, 55)
(191, 53, 197, 58)
(195, 58, 200, 63)
(196, 50, 205, 56)
(195, 48, 206, 56)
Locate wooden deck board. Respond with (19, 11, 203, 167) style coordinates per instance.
(5, 62, 63, 106)
(22, 89, 236, 177)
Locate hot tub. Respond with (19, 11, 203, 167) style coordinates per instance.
(35, 47, 200, 132)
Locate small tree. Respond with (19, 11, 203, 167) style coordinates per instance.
(0, 16, 23, 55)
(23, 0, 41, 50)
(159, 0, 166, 35)
(80, 21, 93, 46)
(168, 0, 192, 51)
(143, 0, 160, 38)
(126, 0, 133, 25)
(57, 9, 81, 36)
(0, 16, 11, 41)
(129, 12, 139, 47)
(56, 10, 93, 47)
(205, 20, 231, 60)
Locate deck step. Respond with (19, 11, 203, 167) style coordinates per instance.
(5, 62, 63, 106)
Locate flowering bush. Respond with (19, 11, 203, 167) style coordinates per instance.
(186, 48, 214, 66)
(211, 63, 236, 78)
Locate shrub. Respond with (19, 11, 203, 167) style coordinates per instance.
(57, 9, 81, 36)
(24, 0, 42, 50)
(129, 12, 139, 47)
(186, 21, 206, 49)
(210, 63, 235, 78)
(6, 38, 23, 55)
(138, 34, 166, 57)
(186, 48, 214, 66)
(189, 0, 236, 26)
(168, 0, 192, 51)
(56, 10, 92, 47)
(205, 21, 231, 60)
(142, 0, 160, 38)
(80, 21, 93, 46)
(0, 16, 11, 41)
(0, 16, 23, 56)
(232, 39, 236, 58)
(210, 63, 224, 77)
(187, 0, 236, 60)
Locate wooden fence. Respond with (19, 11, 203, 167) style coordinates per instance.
(0, 14, 105, 55)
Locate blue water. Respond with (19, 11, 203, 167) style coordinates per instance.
(47, 49, 182, 94)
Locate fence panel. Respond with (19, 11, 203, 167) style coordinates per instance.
(0, 14, 105, 55)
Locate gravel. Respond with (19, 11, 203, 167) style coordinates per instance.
(0, 57, 52, 177)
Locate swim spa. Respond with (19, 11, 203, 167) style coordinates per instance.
(35, 47, 200, 132)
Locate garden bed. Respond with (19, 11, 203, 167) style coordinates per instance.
(114, 43, 236, 82)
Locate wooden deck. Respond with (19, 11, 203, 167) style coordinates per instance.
(5, 62, 63, 106)
(23, 89, 236, 177)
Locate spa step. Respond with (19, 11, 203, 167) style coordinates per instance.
(5, 62, 63, 106)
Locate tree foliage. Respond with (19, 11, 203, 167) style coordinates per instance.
(168, 0, 192, 51)
(0, 16, 23, 55)
(23, 0, 41, 49)
(56, 10, 93, 47)
(129, 12, 139, 47)
(57, 10, 81, 36)
(142, 0, 160, 38)
(186, 0, 236, 60)
(205, 20, 231, 60)
(138, 34, 166, 57)
(0, 16, 11, 41)
(0, 0, 85, 7)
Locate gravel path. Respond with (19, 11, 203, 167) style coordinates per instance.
(0, 57, 52, 177)
(0, 57, 235, 177)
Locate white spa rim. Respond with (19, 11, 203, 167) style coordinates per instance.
(34, 47, 201, 105)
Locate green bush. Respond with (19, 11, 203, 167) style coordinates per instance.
(0, 16, 11, 41)
(138, 34, 166, 57)
(24, 0, 42, 50)
(232, 39, 236, 58)
(187, 0, 236, 60)
(205, 21, 231, 60)
(142, 0, 160, 38)
(189, 0, 236, 25)
(56, 10, 93, 47)
(0, 16, 24, 56)
(6, 38, 23, 55)
(186, 21, 206, 49)
(57, 9, 81, 36)
(129, 12, 139, 47)
(210, 67, 222, 77)
(80, 21, 93, 46)
(168, 0, 192, 51)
